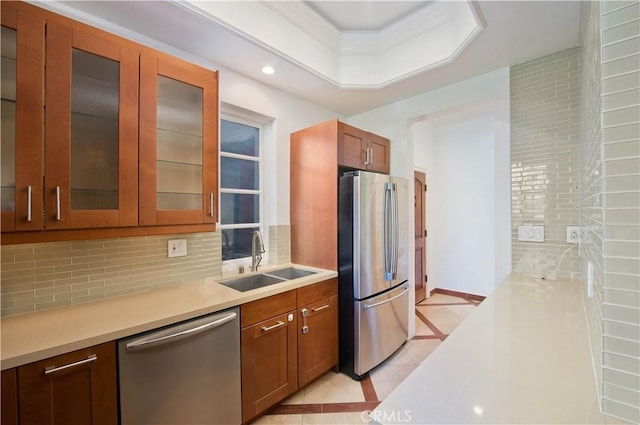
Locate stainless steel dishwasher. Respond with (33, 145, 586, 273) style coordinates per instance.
(118, 307, 241, 424)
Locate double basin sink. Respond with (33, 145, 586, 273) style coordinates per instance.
(219, 267, 317, 292)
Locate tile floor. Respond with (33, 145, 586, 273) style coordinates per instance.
(253, 292, 480, 425)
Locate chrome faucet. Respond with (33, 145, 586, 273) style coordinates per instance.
(251, 230, 265, 272)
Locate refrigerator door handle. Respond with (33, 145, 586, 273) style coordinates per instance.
(383, 181, 393, 281)
(392, 182, 399, 279)
(362, 284, 410, 310)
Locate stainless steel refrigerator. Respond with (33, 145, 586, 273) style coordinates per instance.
(338, 170, 409, 380)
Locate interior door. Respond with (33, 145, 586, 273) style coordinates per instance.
(414, 171, 427, 303)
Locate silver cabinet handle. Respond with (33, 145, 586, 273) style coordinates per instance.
(363, 147, 369, 166)
(126, 311, 237, 352)
(55, 186, 61, 221)
(209, 193, 215, 218)
(368, 148, 373, 166)
(45, 354, 97, 376)
(312, 304, 330, 313)
(363, 285, 410, 310)
(261, 321, 285, 332)
(26, 185, 32, 222)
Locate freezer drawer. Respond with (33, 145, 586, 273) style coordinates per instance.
(118, 308, 241, 425)
(354, 283, 409, 376)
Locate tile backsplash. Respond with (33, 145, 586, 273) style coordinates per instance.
(1, 232, 222, 317)
(1, 225, 294, 317)
(580, 0, 605, 411)
(597, 1, 640, 423)
(510, 48, 581, 278)
(269, 225, 291, 265)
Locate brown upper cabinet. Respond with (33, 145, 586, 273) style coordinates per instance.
(1, 5, 45, 232)
(338, 121, 390, 174)
(290, 118, 391, 270)
(44, 20, 140, 230)
(1, 2, 218, 242)
(139, 51, 218, 226)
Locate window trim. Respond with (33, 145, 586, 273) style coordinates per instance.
(219, 107, 269, 273)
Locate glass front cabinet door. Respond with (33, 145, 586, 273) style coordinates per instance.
(1, 5, 45, 232)
(139, 51, 218, 226)
(44, 22, 139, 230)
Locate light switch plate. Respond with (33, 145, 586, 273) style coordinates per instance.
(517, 225, 544, 242)
(168, 239, 187, 258)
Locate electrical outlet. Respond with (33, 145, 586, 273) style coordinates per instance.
(566, 226, 580, 244)
(168, 239, 187, 258)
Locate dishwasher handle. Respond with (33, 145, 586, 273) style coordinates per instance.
(125, 311, 237, 352)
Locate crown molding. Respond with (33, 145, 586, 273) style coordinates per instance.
(178, 0, 485, 89)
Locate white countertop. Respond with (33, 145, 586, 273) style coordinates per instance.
(372, 273, 607, 424)
(0, 264, 337, 369)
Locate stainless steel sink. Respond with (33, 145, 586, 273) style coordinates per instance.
(218, 267, 318, 292)
(219, 274, 286, 292)
(264, 267, 317, 280)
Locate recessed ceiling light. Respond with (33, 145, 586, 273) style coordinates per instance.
(261, 66, 275, 75)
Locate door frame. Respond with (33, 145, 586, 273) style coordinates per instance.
(414, 170, 427, 303)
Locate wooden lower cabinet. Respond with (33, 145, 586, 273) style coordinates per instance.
(298, 279, 338, 387)
(1, 368, 18, 425)
(240, 279, 339, 423)
(16, 341, 117, 425)
(241, 290, 298, 423)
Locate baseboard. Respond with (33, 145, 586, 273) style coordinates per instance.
(430, 287, 486, 302)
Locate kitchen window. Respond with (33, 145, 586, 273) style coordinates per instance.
(219, 115, 264, 266)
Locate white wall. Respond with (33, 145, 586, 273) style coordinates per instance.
(413, 103, 506, 296)
(347, 68, 511, 300)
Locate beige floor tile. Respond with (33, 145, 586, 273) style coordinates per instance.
(381, 339, 441, 371)
(281, 388, 306, 405)
(414, 313, 434, 336)
(268, 304, 472, 423)
(416, 304, 476, 334)
(253, 414, 304, 424)
(369, 363, 416, 400)
(419, 293, 467, 304)
(302, 412, 368, 425)
(302, 371, 365, 404)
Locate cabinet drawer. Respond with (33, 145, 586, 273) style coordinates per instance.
(241, 290, 296, 327)
(297, 278, 338, 307)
